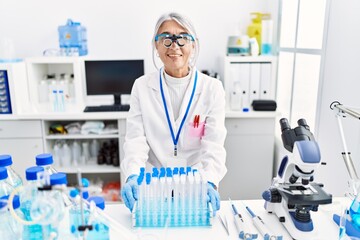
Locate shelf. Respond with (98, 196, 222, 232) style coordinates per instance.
(56, 164, 120, 173)
(45, 134, 119, 140)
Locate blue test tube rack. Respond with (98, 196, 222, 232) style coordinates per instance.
(132, 167, 213, 228)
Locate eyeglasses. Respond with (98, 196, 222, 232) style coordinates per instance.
(155, 34, 195, 48)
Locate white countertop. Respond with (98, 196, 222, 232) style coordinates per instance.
(104, 198, 350, 240)
(0, 111, 278, 120)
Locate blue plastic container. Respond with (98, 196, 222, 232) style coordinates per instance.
(58, 19, 88, 56)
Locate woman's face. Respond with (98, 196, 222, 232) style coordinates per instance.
(155, 20, 194, 78)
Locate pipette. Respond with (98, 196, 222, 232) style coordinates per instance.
(229, 198, 257, 240)
(245, 206, 283, 240)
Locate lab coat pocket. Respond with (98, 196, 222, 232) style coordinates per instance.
(183, 121, 205, 150)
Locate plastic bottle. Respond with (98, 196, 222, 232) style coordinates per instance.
(247, 12, 263, 54)
(86, 196, 109, 240)
(38, 79, 49, 103)
(0, 154, 23, 188)
(35, 153, 57, 175)
(69, 189, 83, 238)
(0, 195, 23, 239)
(81, 142, 90, 164)
(21, 166, 48, 240)
(249, 37, 259, 56)
(58, 90, 65, 112)
(58, 19, 88, 56)
(90, 139, 100, 159)
(61, 142, 72, 167)
(72, 141, 81, 166)
(0, 167, 15, 197)
(261, 13, 273, 55)
(31, 173, 67, 239)
(69, 186, 91, 238)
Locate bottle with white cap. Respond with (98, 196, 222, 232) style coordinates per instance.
(0, 154, 23, 188)
(35, 153, 58, 175)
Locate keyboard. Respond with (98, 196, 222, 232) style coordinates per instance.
(84, 105, 130, 112)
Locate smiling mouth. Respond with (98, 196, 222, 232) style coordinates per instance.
(167, 54, 182, 57)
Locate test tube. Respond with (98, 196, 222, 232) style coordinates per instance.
(165, 169, 173, 224)
(187, 172, 194, 224)
(137, 176, 144, 226)
(194, 170, 201, 225)
(152, 171, 159, 226)
(159, 171, 166, 226)
(180, 170, 186, 225)
(201, 177, 207, 224)
(173, 171, 180, 225)
(145, 173, 151, 226)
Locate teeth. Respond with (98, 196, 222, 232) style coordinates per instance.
(168, 54, 181, 57)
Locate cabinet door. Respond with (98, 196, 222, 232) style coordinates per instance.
(0, 138, 44, 181)
(219, 118, 275, 200)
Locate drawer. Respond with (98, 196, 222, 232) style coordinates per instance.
(225, 118, 276, 135)
(0, 120, 42, 138)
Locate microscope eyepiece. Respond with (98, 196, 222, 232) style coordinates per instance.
(280, 118, 291, 132)
(297, 118, 310, 131)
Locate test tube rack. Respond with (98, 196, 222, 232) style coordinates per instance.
(132, 167, 213, 228)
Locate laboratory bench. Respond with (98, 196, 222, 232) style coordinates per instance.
(104, 197, 349, 240)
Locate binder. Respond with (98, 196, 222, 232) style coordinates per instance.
(249, 63, 261, 103)
(260, 63, 272, 99)
(229, 63, 250, 111)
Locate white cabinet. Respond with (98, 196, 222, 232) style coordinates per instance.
(219, 116, 276, 200)
(26, 57, 84, 113)
(42, 118, 122, 185)
(224, 56, 276, 111)
(0, 120, 44, 180)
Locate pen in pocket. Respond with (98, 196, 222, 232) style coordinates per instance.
(193, 115, 200, 128)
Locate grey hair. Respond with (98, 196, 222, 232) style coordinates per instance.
(152, 12, 200, 70)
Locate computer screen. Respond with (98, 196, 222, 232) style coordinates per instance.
(84, 59, 144, 96)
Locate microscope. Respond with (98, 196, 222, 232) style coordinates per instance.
(262, 118, 332, 240)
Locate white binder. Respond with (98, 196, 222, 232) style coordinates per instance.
(250, 63, 261, 104)
(229, 63, 250, 111)
(260, 63, 272, 99)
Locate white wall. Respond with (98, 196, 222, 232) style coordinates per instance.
(316, 0, 360, 196)
(0, 0, 276, 77)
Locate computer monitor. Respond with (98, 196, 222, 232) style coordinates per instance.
(84, 59, 144, 106)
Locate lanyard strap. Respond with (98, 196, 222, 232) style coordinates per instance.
(160, 69, 198, 151)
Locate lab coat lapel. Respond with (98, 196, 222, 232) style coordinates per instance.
(175, 69, 202, 125)
(152, 69, 177, 130)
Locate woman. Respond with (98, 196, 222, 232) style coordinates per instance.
(120, 12, 227, 215)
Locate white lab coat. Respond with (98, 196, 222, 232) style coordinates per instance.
(121, 68, 227, 186)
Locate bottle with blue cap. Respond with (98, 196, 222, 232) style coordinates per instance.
(0, 154, 23, 188)
(30, 173, 67, 239)
(86, 196, 109, 240)
(69, 178, 90, 238)
(0, 167, 15, 197)
(0, 195, 23, 239)
(69, 188, 89, 238)
(35, 153, 57, 175)
(21, 166, 49, 240)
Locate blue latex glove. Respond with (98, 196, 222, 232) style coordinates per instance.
(207, 182, 220, 216)
(121, 174, 138, 212)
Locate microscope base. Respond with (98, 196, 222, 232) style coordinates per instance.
(265, 200, 318, 240)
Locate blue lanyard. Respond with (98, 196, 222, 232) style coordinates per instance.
(160, 69, 198, 156)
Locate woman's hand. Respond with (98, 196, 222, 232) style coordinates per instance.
(120, 174, 139, 212)
(207, 182, 220, 216)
